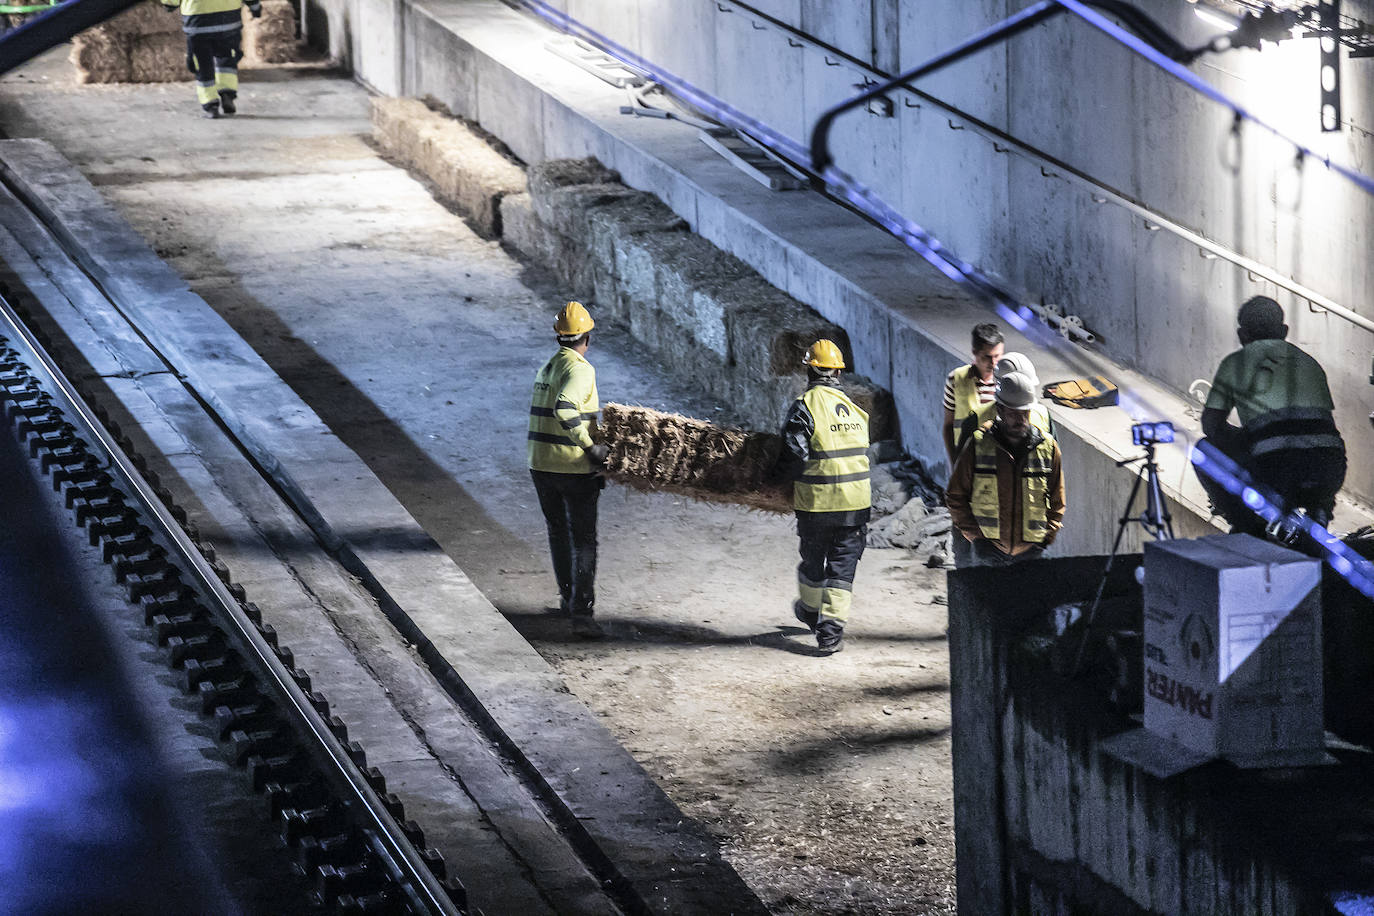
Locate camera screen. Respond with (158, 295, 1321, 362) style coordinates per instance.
(1132, 421, 1175, 445)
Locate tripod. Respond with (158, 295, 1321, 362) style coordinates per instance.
(1070, 441, 1174, 676)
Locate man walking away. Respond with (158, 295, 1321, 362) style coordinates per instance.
(947, 372, 1065, 567)
(778, 339, 871, 654)
(163, 0, 260, 118)
(528, 301, 610, 638)
(1197, 295, 1346, 535)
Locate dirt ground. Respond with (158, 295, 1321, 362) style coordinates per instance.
(0, 54, 956, 914)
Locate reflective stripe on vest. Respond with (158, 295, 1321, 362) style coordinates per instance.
(968, 431, 1055, 543)
(950, 365, 988, 447)
(527, 349, 599, 473)
(969, 400, 1053, 439)
(793, 386, 871, 513)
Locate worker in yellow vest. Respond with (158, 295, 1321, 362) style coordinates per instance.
(957, 351, 1055, 446)
(528, 301, 609, 638)
(941, 323, 1004, 567)
(777, 339, 870, 654)
(162, 0, 261, 118)
(946, 372, 1066, 567)
(942, 323, 1004, 467)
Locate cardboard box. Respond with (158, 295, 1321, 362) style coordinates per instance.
(1142, 534, 1324, 767)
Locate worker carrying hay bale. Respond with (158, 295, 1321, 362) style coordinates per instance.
(598, 403, 792, 513)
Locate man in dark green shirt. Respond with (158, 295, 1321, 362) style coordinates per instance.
(1197, 296, 1346, 533)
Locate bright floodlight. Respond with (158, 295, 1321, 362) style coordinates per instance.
(1195, 6, 1239, 32)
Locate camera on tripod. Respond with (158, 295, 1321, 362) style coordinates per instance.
(1131, 421, 1174, 446)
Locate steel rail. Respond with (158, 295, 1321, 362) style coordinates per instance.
(0, 292, 462, 916)
(719, 0, 1374, 336)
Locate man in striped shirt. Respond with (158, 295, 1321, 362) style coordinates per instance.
(942, 322, 1004, 468)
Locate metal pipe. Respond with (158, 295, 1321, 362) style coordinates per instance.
(808, 1, 1061, 173)
(0, 0, 145, 77)
(796, 0, 1374, 336)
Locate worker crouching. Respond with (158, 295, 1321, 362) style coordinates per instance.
(163, 0, 261, 118)
(947, 372, 1065, 566)
(777, 339, 871, 654)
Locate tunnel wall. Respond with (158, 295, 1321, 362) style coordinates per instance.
(298, 0, 1373, 555)
(947, 557, 1343, 916)
(304, 0, 1374, 507)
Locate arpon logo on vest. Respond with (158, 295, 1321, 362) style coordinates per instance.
(834, 403, 850, 418)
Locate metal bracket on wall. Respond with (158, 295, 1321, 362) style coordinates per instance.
(699, 131, 808, 191)
(1319, 0, 1342, 131)
(545, 37, 647, 88)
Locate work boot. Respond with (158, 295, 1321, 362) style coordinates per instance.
(219, 91, 237, 115)
(816, 619, 844, 655)
(571, 614, 604, 640)
(792, 599, 818, 632)
(201, 102, 221, 119)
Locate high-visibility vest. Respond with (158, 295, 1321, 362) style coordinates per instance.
(163, 0, 243, 20)
(527, 348, 599, 474)
(968, 400, 1053, 439)
(969, 430, 1055, 544)
(949, 365, 990, 447)
(793, 385, 871, 514)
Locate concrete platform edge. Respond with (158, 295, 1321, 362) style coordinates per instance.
(0, 137, 766, 915)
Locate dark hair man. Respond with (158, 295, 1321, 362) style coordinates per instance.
(528, 301, 610, 638)
(942, 323, 1005, 469)
(946, 372, 1066, 566)
(777, 340, 870, 654)
(1197, 295, 1346, 534)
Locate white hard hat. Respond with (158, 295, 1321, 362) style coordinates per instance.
(995, 352, 1038, 387)
(995, 371, 1038, 410)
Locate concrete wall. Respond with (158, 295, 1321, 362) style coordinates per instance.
(338, 0, 1374, 506)
(947, 557, 1363, 915)
(299, 0, 1374, 557)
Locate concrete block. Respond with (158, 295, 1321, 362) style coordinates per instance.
(722, 277, 847, 377)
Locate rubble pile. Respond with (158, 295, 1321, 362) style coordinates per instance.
(866, 460, 952, 567)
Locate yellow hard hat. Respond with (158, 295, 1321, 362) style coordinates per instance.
(804, 339, 845, 370)
(554, 301, 595, 336)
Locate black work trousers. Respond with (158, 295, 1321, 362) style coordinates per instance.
(1197, 437, 1346, 534)
(796, 516, 865, 625)
(531, 469, 602, 615)
(185, 30, 241, 107)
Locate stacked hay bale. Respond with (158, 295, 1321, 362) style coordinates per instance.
(369, 98, 526, 238)
(599, 403, 791, 513)
(504, 157, 895, 436)
(72, 0, 298, 84)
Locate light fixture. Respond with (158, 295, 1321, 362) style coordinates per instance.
(1194, 5, 1239, 32)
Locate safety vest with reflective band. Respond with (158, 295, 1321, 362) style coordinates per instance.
(162, 0, 251, 33)
(949, 365, 993, 448)
(967, 400, 1053, 440)
(969, 430, 1056, 544)
(527, 347, 599, 474)
(1246, 407, 1344, 457)
(793, 385, 870, 514)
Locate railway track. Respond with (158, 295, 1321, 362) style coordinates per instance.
(0, 281, 470, 915)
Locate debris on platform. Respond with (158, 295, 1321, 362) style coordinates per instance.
(600, 403, 792, 513)
(71, 0, 299, 84)
(866, 460, 953, 567)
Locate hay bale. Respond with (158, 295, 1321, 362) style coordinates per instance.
(599, 403, 792, 513)
(128, 33, 187, 82)
(97, 1, 181, 39)
(370, 97, 431, 159)
(71, 31, 131, 83)
(243, 0, 298, 64)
